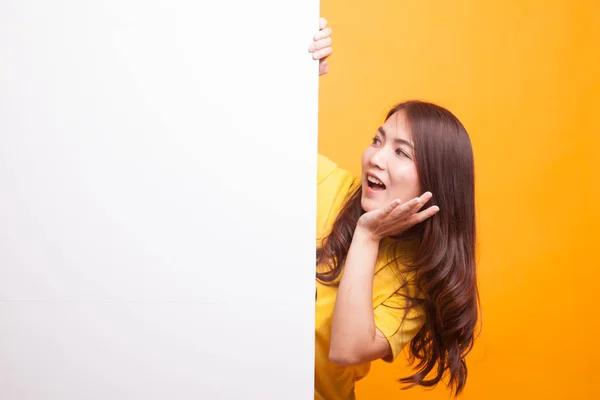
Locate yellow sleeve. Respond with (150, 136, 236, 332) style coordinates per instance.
(374, 293, 425, 363)
(317, 153, 339, 185)
(316, 154, 358, 241)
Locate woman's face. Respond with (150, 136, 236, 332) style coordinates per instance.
(361, 111, 421, 212)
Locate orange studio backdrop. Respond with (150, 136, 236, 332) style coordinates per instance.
(317, 0, 600, 399)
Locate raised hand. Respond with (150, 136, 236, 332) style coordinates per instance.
(308, 18, 333, 76)
(356, 192, 440, 241)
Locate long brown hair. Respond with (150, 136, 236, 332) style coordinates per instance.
(316, 101, 479, 396)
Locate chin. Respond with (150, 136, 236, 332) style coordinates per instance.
(360, 195, 378, 213)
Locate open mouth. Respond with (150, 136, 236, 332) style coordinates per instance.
(367, 175, 386, 191)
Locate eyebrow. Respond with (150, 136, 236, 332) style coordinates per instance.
(378, 127, 414, 148)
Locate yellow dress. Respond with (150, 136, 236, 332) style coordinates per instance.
(315, 154, 425, 400)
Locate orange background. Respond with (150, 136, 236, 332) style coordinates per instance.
(317, 1, 600, 398)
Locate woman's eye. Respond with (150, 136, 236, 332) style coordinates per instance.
(396, 148, 409, 158)
(372, 137, 381, 146)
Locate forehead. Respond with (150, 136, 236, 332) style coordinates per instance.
(381, 111, 413, 143)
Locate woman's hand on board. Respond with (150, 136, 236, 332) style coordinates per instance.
(308, 18, 332, 76)
(356, 192, 440, 242)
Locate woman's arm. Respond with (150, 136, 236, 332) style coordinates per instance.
(329, 226, 392, 365)
(329, 194, 438, 366)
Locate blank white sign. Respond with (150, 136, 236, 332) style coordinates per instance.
(0, 1, 318, 399)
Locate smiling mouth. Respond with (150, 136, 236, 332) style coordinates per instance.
(367, 176, 386, 191)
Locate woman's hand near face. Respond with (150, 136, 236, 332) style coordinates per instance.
(357, 192, 440, 242)
(308, 18, 332, 76)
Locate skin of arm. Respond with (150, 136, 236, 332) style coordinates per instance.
(328, 226, 392, 365)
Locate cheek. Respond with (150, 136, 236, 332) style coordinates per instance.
(361, 148, 371, 168)
(390, 166, 421, 199)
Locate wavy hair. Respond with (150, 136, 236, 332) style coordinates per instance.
(316, 101, 479, 396)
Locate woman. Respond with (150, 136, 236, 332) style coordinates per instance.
(309, 18, 479, 399)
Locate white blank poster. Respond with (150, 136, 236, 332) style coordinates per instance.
(0, 1, 318, 399)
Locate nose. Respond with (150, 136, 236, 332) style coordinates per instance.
(369, 148, 386, 170)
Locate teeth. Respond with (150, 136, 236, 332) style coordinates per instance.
(367, 175, 383, 186)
